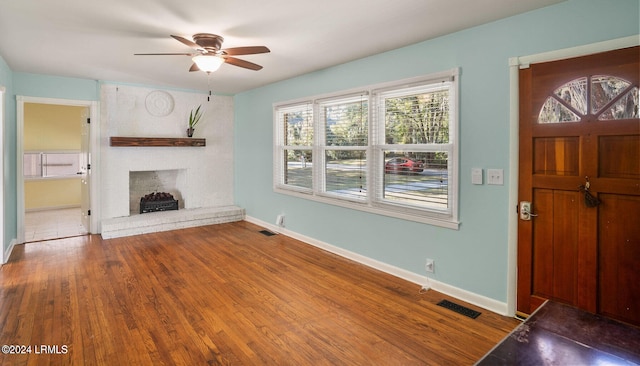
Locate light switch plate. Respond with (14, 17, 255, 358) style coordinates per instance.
(487, 169, 504, 185)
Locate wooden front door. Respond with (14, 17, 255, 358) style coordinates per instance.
(517, 46, 640, 326)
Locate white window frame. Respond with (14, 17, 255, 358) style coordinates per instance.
(274, 69, 460, 229)
(274, 102, 315, 194)
(317, 93, 369, 203)
(23, 151, 83, 179)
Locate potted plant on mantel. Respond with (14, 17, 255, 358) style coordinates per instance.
(187, 105, 203, 137)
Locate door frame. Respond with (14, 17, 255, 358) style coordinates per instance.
(16, 96, 100, 244)
(0, 85, 5, 263)
(507, 35, 639, 317)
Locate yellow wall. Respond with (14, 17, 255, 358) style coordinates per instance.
(24, 103, 84, 151)
(25, 179, 82, 210)
(24, 103, 85, 210)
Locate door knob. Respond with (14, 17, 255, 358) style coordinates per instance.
(519, 201, 537, 220)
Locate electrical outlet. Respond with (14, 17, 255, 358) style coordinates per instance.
(425, 258, 435, 273)
(276, 214, 285, 227)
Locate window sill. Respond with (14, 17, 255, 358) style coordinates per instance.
(274, 186, 460, 230)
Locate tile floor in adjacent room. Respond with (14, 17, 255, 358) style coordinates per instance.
(24, 207, 88, 242)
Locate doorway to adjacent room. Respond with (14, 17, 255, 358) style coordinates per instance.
(17, 97, 97, 243)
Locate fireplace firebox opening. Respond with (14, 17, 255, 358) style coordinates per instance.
(129, 169, 186, 215)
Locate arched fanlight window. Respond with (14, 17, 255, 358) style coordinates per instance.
(538, 75, 639, 123)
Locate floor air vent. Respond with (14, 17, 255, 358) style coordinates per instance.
(437, 300, 481, 319)
(259, 230, 277, 236)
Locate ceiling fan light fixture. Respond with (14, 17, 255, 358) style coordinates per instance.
(192, 55, 224, 72)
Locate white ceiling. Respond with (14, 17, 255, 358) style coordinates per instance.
(0, 0, 563, 94)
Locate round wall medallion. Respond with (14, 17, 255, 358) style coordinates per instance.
(145, 90, 174, 117)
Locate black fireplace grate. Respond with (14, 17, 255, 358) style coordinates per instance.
(140, 192, 179, 214)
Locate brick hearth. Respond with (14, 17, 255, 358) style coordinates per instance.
(101, 206, 245, 239)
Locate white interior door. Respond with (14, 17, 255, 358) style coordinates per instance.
(80, 107, 90, 233)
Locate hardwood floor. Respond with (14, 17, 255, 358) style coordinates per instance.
(0, 221, 519, 365)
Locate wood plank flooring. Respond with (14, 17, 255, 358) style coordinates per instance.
(0, 221, 519, 365)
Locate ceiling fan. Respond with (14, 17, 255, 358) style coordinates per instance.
(135, 33, 270, 73)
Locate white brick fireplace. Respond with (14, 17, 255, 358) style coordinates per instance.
(99, 84, 243, 239)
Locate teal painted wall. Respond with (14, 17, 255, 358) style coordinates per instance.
(1, 56, 16, 255)
(13, 72, 99, 101)
(234, 0, 640, 302)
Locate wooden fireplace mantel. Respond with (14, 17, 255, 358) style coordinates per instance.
(110, 136, 206, 147)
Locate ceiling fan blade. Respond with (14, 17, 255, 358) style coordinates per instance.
(224, 57, 263, 71)
(222, 46, 270, 56)
(189, 63, 200, 72)
(134, 53, 195, 56)
(171, 35, 201, 49)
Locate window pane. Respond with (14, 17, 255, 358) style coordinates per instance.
(554, 77, 587, 115)
(324, 100, 368, 146)
(598, 87, 639, 120)
(538, 97, 581, 123)
(43, 153, 80, 177)
(325, 150, 366, 200)
(383, 151, 448, 210)
(284, 107, 313, 146)
(284, 149, 312, 189)
(591, 75, 631, 114)
(23, 153, 42, 178)
(25, 153, 81, 178)
(385, 89, 449, 144)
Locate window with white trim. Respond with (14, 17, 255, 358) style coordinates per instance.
(319, 93, 368, 201)
(274, 69, 459, 228)
(276, 103, 314, 191)
(23, 152, 82, 179)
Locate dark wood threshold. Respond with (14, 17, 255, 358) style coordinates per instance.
(477, 301, 640, 365)
(110, 136, 206, 147)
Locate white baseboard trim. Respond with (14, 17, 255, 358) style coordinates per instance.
(3, 239, 17, 264)
(245, 215, 509, 316)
